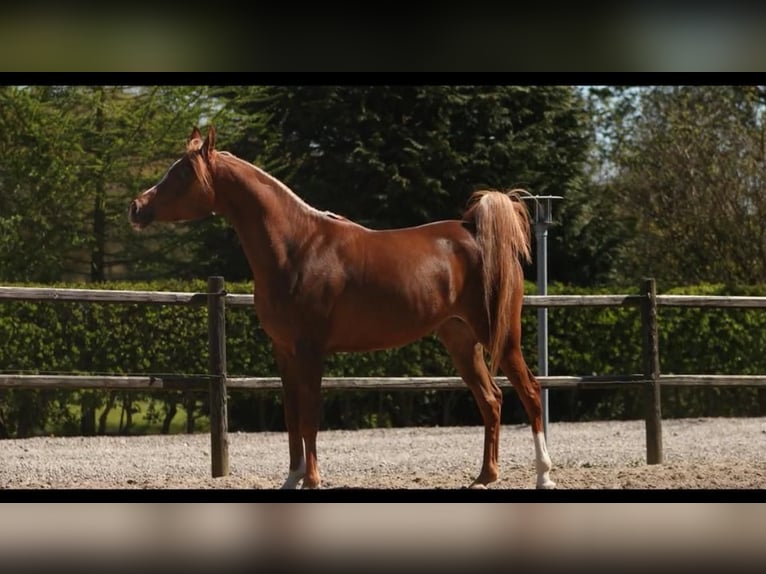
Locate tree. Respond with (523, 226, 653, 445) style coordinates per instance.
(0, 85, 218, 435)
(0, 85, 219, 283)
(606, 85, 766, 287)
(545, 86, 638, 286)
(75, 85, 221, 282)
(0, 86, 87, 282)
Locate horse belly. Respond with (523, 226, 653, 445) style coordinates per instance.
(326, 323, 441, 353)
(325, 294, 451, 353)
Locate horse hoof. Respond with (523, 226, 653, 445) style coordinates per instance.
(536, 479, 557, 490)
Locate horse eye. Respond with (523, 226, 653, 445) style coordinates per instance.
(178, 162, 194, 181)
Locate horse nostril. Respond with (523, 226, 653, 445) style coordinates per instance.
(129, 198, 154, 229)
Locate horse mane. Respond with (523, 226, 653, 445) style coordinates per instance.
(463, 188, 532, 374)
(213, 150, 332, 220)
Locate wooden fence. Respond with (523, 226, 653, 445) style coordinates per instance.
(2, 277, 766, 477)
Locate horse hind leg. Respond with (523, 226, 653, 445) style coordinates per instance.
(500, 346, 555, 489)
(436, 319, 502, 489)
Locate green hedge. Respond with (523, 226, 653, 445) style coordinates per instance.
(0, 280, 763, 437)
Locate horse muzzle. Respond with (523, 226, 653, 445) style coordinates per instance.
(128, 198, 155, 230)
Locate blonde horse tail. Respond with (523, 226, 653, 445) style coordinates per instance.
(464, 189, 532, 375)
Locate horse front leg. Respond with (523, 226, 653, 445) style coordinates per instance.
(280, 381, 306, 489)
(275, 348, 306, 489)
(274, 344, 324, 489)
(297, 374, 323, 489)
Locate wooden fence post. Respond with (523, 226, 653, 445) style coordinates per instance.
(641, 277, 663, 464)
(207, 276, 229, 477)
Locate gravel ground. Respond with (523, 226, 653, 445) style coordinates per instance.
(0, 417, 764, 489)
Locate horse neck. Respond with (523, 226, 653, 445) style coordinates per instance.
(213, 152, 319, 280)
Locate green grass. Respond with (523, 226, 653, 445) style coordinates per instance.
(49, 399, 211, 436)
(99, 400, 210, 435)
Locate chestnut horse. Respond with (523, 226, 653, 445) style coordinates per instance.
(129, 126, 555, 489)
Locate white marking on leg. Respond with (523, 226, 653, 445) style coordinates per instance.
(534, 431, 556, 489)
(280, 458, 306, 489)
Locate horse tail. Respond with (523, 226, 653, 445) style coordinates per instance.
(463, 189, 532, 375)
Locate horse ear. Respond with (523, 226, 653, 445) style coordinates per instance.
(202, 125, 216, 161)
(189, 126, 202, 142)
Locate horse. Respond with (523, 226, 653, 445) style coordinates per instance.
(128, 126, 555, 489)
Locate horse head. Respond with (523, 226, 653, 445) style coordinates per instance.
(128, 126, 217, 230)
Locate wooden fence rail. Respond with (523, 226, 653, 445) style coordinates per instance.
(4, 373, 766, 391)
(2, 278, 766, 476)
(5, 286, 765, 308)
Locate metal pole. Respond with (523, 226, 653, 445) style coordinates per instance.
(535, 205, 550, 441)
(524, 195, 561, 443)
